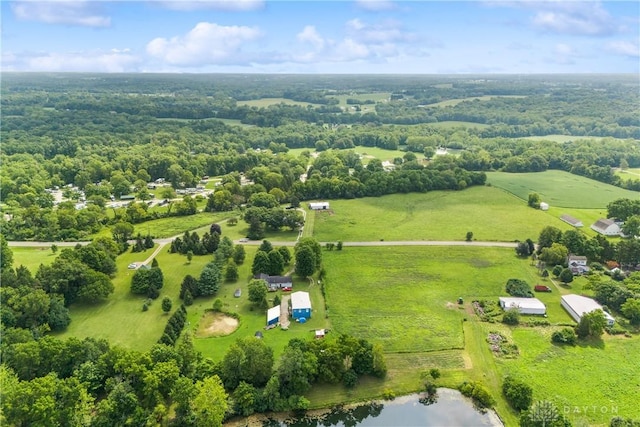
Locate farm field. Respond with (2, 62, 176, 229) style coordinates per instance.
(424, 95, 526, 107)
(494, 325, 640, 425)
(322, 246, 545, 352)
(236, 97, 319, 108)
(130, 212, 232, 238)
(521, 135, 637, 143)
(351, 145, 422, 163)
(426, 120, 490, 129)
(486, 170, 639, 208)
(312, 186, 570, 242)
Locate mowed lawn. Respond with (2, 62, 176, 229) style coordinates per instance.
(322, 246, 538, 352)
(486, 170, 639, 209)
(58, 242, 328, 360)
(10, 246, 57, 271)
(494, 326, 640, 424)
(312, 186, 570, 242)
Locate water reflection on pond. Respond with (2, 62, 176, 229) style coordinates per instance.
(263, 389, 503, 427)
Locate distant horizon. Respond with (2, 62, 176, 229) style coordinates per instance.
(2, 1, 638, 74)
(3, 71, 638, 76)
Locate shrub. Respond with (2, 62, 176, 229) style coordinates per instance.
(382, 389, 396, 401)
(551, 328, 577, 345)
(429, 368, 441, 380)
(503, 309, 520, 325)
(459, 381, 495, 408)
(502, 376, 533, 411)
(343, 369, 358, 388)
(506, 278, 533, 298)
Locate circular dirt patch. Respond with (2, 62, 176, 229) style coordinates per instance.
(196, 312, 239, 338)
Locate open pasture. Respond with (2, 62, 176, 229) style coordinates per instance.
(426, 120, 490, 129)
(486, 170, 639, 209)
(495, 326, 640, 424)
(236, 97, 319, 108)
(322, 246, 539, 352)
(132, 212, 232, 239)
(312, 186, 570, 242)
(424, 95, 526, 107)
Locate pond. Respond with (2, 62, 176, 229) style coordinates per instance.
(231, 389, 504, 427)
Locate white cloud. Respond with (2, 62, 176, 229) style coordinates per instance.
(345, 18, 414, 44)
(11, 1, 111, 27)
(146, 22, 262, 66)
(154, 0, 265, 12)
(504, 1, 619, 36)
(355, 0, 397, 12)
(548, 43, 580, 64)
(297, 26, 325, 51)
(2, 50, 140, 72)
(606, 40, 640, 58)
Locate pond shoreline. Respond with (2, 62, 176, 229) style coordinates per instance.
(224, 388, 505, 427)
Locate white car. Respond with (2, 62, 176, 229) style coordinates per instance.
(128, 263, 138, 269)
(239, 238, 249, 242)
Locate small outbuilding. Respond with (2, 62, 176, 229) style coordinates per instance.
(267, 306, 280, 327)
(290, 291, 312, 320)
(590, 218, 621, 236)
(560, 214, 583, 228)
(308, 202, 330, 210)
(499, 297, 547, 315)
(539, 202, 549, 211)
(561, 294, 615, 326)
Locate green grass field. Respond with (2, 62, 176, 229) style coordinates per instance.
(521, 135, 636, 143)
(10, 246, 58, 271)
(424, 95, 526, 107)
(495, 326, 640, 424)
(322, 246, 546, 352)
(131, 212, 233, 239)
(426, 120, 490, 129)
(616, 168, 640, 182)
(486, 170, 639, 209)
(312, 186, 571, 242)
(237, 98, 319, 108)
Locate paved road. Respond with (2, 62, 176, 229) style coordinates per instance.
(8, 239, 517, 248)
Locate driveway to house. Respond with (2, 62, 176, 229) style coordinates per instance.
(279, 294, 291, 328)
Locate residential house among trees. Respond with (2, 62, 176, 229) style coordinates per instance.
(590, 218, 621, 236)
(258, 273, 293, 291)
(567, 255, 589, 275)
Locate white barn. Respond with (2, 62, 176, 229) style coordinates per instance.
(561, 294, 615, 326)
(539, 202, 549, 211)
(590, 218, 621, 236)
(499, 297, 546, 315)
(308, 202, 330, 210)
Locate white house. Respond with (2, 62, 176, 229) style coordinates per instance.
(567, 255, 589, 275)
(499, 297, 547, 315)
(561, 294, 615, 326)
(590, 218, 621, 236)
(308, 202, 330, 210)
(560, 214, 583, 228)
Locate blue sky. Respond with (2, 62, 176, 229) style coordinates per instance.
(1, 0, 638, 73)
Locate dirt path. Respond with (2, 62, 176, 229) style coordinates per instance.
(280, 294, 291, 328)
(139, 242, 167, 267)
